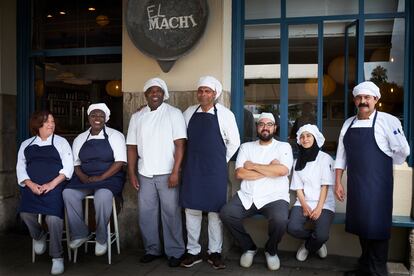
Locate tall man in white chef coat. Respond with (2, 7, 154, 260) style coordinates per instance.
(334, 81, 410, 276)
(126, 78, 187, 268)
(179, 76, 240, 269)
(220, 113, 293, 271)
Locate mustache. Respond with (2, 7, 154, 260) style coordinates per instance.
(358, 103, 369, 108)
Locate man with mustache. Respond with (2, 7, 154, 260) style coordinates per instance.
(126, 78, 187, 267)
(180, 76, 240, 269)
(334, 81, 410, 276)
(220, 113, 293, 271)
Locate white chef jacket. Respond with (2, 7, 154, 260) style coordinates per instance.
(235, 139, 293, 210)
(72, 126, 127, 166)
(16, 134, 74, 187)
(290, 151, 335, 212)
(183, 103, 240, 162)
(335, 110, 410, 169)
(126, 103, 187, 177)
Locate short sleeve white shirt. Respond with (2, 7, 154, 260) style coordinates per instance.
(16, 134, 74, 186)
(72, 126, 127, 166)
(183, 103, 240, 162)
(235, 139, 293, 210)
(126, 103, 187, 177)
(290, 151, 336, 212)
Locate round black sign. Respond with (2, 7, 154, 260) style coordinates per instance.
(126, 0, 209, 72)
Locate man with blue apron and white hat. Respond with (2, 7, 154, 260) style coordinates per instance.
(180, 76, 240, 269)
(335, 81, 410, 276)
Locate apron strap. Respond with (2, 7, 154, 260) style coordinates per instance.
(27, 136, 37, 147)
(85, 126, 108, 142)
(346, 110, 378, 132)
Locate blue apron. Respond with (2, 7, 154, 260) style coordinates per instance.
(19, 135, 65, 218)
(180, 105, 228, 212)
(343, 111, 393, 239)
(67, 128, 125, 197)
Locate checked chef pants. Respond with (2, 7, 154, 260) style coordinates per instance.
(138, 174, 185, 259)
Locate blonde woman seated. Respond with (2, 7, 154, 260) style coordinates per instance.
(287, 124, 335, 261)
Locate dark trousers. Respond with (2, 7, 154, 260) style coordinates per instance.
(219, 194, 289, 255)
(358, 238, 389, 276)
(287, 206, 334, 253)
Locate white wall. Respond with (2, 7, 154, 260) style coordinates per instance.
(122, 0, 232, 93)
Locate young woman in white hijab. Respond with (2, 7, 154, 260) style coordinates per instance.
(287, 124, 335, 262)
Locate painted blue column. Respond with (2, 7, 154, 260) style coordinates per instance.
(231, 0, 245, 138)
(317, 22, 323, 130)
(356, 0, 365, 83)
(17, 0, 33, 144)
(279, 0, 288, 141)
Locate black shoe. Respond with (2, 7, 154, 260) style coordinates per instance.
(140, 254, 162, 263)
(168, 256, 182, 267)
(207, 252, 226, 269)
(180, 253, 203, 268)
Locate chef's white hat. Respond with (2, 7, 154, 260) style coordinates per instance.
(296, 124, 325, 148)
(87, 103, 111, 123)
(143, 77, 169, 100)
(197, 76, 223, 100)
(258, 112, 275, 123)
(352, 81, 381, 99)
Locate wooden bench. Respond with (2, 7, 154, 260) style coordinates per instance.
(251, 212, 414, 273)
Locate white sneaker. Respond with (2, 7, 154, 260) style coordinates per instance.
(264, 252, 280, 270)
(69, 236, 89, 249)
(51, 258, 64, 275)
(240, 249, 257, 268)
(317, 244, 328, 259)
(95, 241, 108, 256)
(33, 234, 47, 255)
(296, 243, 309, 261)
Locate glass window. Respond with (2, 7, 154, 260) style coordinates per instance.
(32, 0, 122, 50)
(244, 24, 280, 142)
(365, 0, 404, 14)
(33, 54, 123, 142)
(245, 0, 280, 20)
(287, 24, 318, 153)
(286, 0, 358, 17)
(364, 18, 405, 123)
(323, 21, 357, 154)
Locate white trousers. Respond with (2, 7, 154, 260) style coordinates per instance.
(185, 208, 223, 254)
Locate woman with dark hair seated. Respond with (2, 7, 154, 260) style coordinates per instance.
(16, 110, 74, 275)
(63, 103, 126, 257)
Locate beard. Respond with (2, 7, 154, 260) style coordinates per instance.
(258, 130, 274, 142)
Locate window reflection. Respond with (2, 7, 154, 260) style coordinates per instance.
(364, 19, 405, 124)
(244, 24, 281, 143)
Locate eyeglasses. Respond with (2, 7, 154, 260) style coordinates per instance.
(257, 122, 275, 127)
